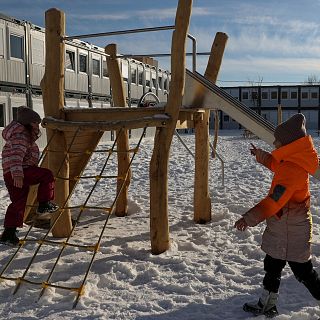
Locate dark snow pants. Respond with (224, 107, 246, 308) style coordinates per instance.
(4, 166, 55, 228)
(263, 254, 320, 300)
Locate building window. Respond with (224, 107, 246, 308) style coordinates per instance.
(281, 91, 288, 99)
(158, 76, 163, 90)
(122, 62, 128, 82)
(152, 76, 157, 89)
(223, 115, 230, 122)
(145, 70, 151, 87)
(138, 68, 144, 85)
(251, 92, 258, 100)
(271, 91, 277, 99)
(0, 104, 4, 127)
(311, 92, 318, 99)
(261, 92, 268, 99)
(291, 91, 297, 99)
(79, 54, 87, 73)
(242, 92, 249, 99)
(10, 34, 24, 60)
(92, 58, 100, 76)
(12, 107, 18, 121)
(164, 77, 169, 90)
(131, 67, 137, 84)
(102, 60, 108, 77)
(301, 92, 308, 99)
(66, 50, 75, 71)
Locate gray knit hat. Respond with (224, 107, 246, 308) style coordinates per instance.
(274, 113, 307, 146)
(17, 106, 41, 125)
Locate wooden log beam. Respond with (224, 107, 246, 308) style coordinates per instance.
(63, 106, 198, 122)
(40, 8, 72, 237)
(194, 32, 228, 223)
(42, 115, 171, 131)
(105, 44, 131, 217)
(150, 0, 192, 254)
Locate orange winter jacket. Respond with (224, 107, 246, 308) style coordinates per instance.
(243, 136, 318, 263)
(243, 135, 318, 226)
(243, 135, 319, 262)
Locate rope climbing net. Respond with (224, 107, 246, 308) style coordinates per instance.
(0, 126, 146, 308)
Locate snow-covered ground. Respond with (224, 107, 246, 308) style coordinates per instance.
(0, 130, 320, 320)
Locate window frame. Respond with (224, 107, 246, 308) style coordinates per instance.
(92, 57, 101, 77)
(130, 65, 137, 84)
(9, 33, 24, 61)
(0, 103, 5, 127)
(79, 53, 88, 74)
(0, 26, 5, 59)
(290, 91, 298, 99)
(158, 75, 163, 90)
(311, 91, 318, 99)
(102, 57, 108, 78)
(281, 91, 288, 99)
(121, 60, 129, 82)
(145, 68, 151, 87)
(65, 49, 76, 71)
(138, 66, 144, 86)
(270, 91, 278, 100)
(242, 91, 249, 100)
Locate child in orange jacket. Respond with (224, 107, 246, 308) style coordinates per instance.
(235, 113, 320, 317)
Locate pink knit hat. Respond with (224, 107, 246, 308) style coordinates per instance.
(274, 113, 307, 146)
(17, 106, 41, 125)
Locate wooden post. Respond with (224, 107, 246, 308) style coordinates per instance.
(40, 8, 72, 237)
(194, 32, 228, 223)
(150, 0, 192, 254)
(105, 44, 131, 216)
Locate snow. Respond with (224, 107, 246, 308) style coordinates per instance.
(1, 130, 320, 319)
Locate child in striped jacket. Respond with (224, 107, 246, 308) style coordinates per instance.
(1, 106, 59, 245)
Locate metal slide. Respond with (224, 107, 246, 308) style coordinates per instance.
(182, 69, 276, 146)
(182, 69, 320, 180)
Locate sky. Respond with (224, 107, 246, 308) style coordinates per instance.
(2, 0, 320, 86)
(1, 131, 320, 319)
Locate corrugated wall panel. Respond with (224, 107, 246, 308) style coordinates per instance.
(0, 60, 7, 82)
(65, 71, 77, 91)
(7, 60, 25, 84)
(30, 64, 44, 86)
(101, 78, 110, 96)
(77, 73, 88, 93)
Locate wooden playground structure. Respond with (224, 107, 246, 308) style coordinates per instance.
(0, 0, 235, 307)
(25, 0, 228, 256)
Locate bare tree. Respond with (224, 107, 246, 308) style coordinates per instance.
(248, 75, 263, 114)
(305, 74, 320, 85)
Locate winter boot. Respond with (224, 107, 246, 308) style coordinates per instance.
(243, 288, 279, 318)
(36, 201, 59, 219)
(0, 227, 20, 246)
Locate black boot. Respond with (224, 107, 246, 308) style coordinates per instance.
(0, 227, 20, 246)
(243, 289, 279, 318)
(36, 201, 59, 219)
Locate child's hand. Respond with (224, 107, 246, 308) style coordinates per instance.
(250, 143, 257, 156)
(234, 217, 248, 231)
(13, 177, 23, 188)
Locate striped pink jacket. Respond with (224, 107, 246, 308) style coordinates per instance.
(2, 121, 39, 178)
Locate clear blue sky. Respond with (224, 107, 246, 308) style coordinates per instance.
(2, 0, 320, 86)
